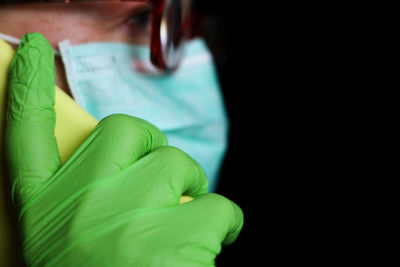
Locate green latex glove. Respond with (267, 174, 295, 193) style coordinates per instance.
(6, 33, 243, 266)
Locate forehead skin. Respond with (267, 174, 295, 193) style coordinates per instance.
(0, 2, 149, 47)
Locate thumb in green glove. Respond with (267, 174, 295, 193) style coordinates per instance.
(6, 33, 243, 266)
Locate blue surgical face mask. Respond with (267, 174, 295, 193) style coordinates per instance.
(56, 38, 229, 192)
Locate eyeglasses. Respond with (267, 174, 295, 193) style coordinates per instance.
(0, 0, 193, 73)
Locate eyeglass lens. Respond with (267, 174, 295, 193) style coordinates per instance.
(160, 0, 192, 69)
(161, 0, 182, 67)
(128, 0, 191, 70)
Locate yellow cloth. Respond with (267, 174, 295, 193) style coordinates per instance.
(0, 38, 97, 266)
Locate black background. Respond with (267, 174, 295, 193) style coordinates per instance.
(193, 2, 270, 265)
(192, 2, 332, 265)
(191, 1, 372, 265)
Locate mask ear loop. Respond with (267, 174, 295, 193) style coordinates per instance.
(0, 32, 21, 45)
(0, 32, 61, 56)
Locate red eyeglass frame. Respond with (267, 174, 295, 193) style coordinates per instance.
(0, 0, 193, 72)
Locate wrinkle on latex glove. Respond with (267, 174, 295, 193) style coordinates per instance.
(7, 33, 60, 205)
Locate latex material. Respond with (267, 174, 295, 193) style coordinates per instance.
(3, 33, 243, 266)
(59, 38, 229, 192)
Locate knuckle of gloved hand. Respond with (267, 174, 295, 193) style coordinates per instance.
(184, 194, 242, 247)
(202, 193, 241, 224)
(99, 114, 143, 134)
(153, 146, 203, 184)
(97, 114, 166, 146)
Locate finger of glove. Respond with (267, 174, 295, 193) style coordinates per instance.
(140, 194, 243, 264)
(61, 114, 168, 182)
(187, 194, 244, 246)
(129, 146, 209, 208)
(6, 33, 61, 203)
(74, 146, 208, 215)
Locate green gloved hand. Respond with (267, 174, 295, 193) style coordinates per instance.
(6, 33, 243, 266)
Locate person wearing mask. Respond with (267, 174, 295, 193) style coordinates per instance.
(0, 0, 243, 266)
